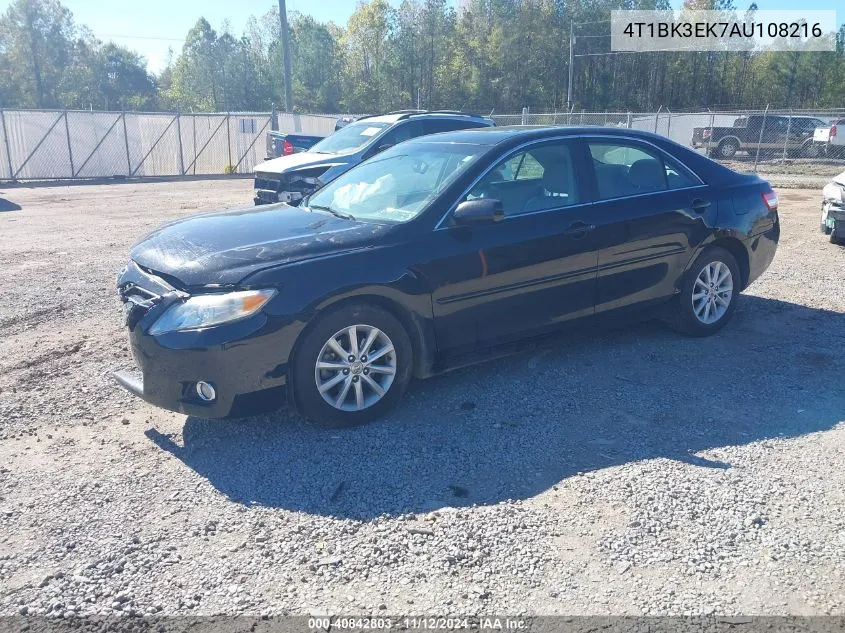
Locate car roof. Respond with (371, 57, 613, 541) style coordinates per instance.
(357, 111, 493, 125)
(408, 125, 679, 147)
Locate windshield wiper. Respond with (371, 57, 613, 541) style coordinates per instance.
(308, 204, 356, 221)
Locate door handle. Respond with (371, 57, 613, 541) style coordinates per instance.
(691, 198, 711, 213)
(562, 221, 595, 238)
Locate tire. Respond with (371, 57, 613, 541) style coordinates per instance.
(291, 303, 413, 426)
(803, 142, 821, 158)
(717, 139, 739, 158)
(669, 247, 741, 337)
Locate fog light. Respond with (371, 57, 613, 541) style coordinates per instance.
(195, 381, 216, 402)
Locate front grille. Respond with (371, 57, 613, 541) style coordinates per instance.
(255, 174, 283, 191)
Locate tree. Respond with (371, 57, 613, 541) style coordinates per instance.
(0, 0, 75, 107)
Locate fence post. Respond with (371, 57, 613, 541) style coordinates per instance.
(654, 105, 662, 133)
(0, 109, 14, 181)
(226, 112, 232, 171)
(175, 112, 185, 175)
(521, 107, 528, 126)
(781, 109, 792, 162)
(626, 112, 632, 129)
(665, 109, 672, 139)
(122, 111, 131, 175)
(192, 114, 197, 175)
(707, 111, 715, 155)
(753, 104, 769, 173)
(64, 111, 75, 178)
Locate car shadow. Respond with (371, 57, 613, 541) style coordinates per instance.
(146, 295, 845, 519)
(0, 198, 21, 211)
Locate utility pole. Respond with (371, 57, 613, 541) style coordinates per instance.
(278, 0, 294, 112)
(567, 21, 574, 110)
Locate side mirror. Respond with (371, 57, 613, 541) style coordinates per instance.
(453, 198, 505, 225)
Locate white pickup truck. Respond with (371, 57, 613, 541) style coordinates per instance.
(813, 118, 845, 157)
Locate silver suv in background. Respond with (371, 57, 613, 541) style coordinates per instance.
(253, 110, 495, 206)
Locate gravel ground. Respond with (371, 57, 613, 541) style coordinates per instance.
(0, 179, 844, 618)
(719, 157, 845, 189)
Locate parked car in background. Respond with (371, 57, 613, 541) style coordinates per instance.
(335, 116, 358, 131)
(813, 119, 845, 157)
(253, 110, 495, 205)
(115, 126, 779, 426)
(265, 130, 324, 159)
(821, 170, 845, 244)
(692, 114, 827, 158)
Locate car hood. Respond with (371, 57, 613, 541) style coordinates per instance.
(256, 151, 350, 174)
(833, 170, 845, 188)
(130, 204, 388, 288)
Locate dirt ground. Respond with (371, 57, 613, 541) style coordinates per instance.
(0, 179, 844, 617)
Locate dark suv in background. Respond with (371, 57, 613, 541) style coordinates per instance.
(253, 110, 495, 206)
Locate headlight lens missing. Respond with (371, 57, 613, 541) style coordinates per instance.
(149, 289, 276, 335)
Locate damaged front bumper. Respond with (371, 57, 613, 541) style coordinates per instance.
(254, 171, 324, 206)
(822, 176, 845, 237)
(822, 202, 845, 237)
(113, 261, 291, 418)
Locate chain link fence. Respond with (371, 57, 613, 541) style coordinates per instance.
(2, 107, 843, 188)
(492, 108, 845, 189)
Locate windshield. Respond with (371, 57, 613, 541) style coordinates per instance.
(305, 142, 486, 223)
(309, 121, 390, 154)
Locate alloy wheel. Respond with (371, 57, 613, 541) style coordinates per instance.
(314, 324, 397, 411)
(692, 261, 734, 325)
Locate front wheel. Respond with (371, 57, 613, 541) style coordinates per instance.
(291, 303, 413, 426)
(669, 247, 741, 337)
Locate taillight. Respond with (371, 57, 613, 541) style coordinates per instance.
(283, 139, 294, 155)
(831, 125, 838, 138)
(762, 189, 778, 211)
(702, 129, 711, 139)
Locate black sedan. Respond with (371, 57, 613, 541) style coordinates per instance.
(114, 126, 779, 426)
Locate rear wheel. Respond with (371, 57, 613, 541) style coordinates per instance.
(292, 303, 413, 426)
(803, 142, 821, 158)
(717, 139, 739, 158)
(669, 247, 741, 337)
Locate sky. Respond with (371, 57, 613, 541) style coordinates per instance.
(0, 0, 840, 75)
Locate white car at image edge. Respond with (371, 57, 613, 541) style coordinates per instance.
(821, 170, 845, 244)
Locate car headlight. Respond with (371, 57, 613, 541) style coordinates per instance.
(148, 289, 276, 335)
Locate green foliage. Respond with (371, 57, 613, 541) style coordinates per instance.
(0, 0, 155, 109)
(0, 0, 843, 113)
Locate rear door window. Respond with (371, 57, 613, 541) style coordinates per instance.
(589, 141, 698, 199)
